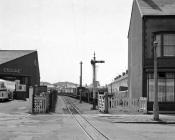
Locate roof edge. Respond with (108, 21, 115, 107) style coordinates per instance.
(127, 0, 135, 38)
(0, 50, 37, 52)
(136, 0, 144, 17)
(0, 50, 38, 65)
(128, 0, 143, 38)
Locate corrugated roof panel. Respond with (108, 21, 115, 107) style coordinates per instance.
(137, 0, 175, 16)
(0, 50, 35, 65)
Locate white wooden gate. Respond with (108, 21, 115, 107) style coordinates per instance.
(98, 94, 105, 112)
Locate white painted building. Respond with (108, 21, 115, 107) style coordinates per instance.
(108, 71, 128, 98)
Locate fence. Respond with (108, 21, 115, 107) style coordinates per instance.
(34, 95, 49, 113)
(29, 86, 58, 114)
(98, 94, 105, 112)
(139, 97, 147, 113)
(98, 94, 148, 113)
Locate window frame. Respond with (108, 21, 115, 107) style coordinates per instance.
(147, 72, 175, 102)
(154, 32, 175, 58)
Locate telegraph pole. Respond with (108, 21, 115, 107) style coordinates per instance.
(111, 82, 112, 94)
(153, 40, 159, 120)
(80, 61, 83, 103)
(91, 52, 105, 110)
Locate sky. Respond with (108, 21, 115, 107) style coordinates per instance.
(0, 0, 133, 86)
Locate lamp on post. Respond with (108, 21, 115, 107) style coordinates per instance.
(153, 40, 159, 121)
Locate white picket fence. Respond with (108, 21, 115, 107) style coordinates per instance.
(139, 97, 147, 113)
(107, 97, 147, 113)
(98, 94, 105, 112)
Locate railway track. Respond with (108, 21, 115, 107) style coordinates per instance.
(62, 96, 110, 140)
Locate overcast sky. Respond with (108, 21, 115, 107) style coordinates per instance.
(0, 0, 133, 85)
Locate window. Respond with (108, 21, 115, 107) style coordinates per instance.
(147, 74, 154, 101)
(166, 73, 174, 102)
(147, 72, 175, 102)
(155, 33, 175, 57)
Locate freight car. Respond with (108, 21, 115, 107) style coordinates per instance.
(66, 86, 107, 104)
(60, 86, 108, 104)
(59, 87, 77, 97)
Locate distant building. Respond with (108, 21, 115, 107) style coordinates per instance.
(108, 70, 128, 97)
(55, 82, 78, 93)
(128, 0, 175, 111)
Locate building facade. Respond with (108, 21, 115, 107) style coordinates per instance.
(128, 0, 175, 111)
(0, 50, 40, 98)
(108, 71, 128, 98)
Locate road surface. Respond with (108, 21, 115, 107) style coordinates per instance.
(0, 96, 175, 140)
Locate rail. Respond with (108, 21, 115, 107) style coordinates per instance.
(62, 96, 110, 140)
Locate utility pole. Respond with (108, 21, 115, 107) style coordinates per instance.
(153, 40, 159, 121)
(80, 61, 83, 103)
(91, 52, 105, 110)
(111, 82, 112, 94)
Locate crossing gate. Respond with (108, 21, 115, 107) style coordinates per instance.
(29, 86, 50, 113)
(34, 95, 50, 113)
(34, 93, 50, 113)
(34, 96, 47, 113)
(98, 94, 105, 112)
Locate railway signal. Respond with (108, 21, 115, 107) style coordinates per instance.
(91, 52, 105, 110)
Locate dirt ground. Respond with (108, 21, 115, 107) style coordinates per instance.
(1, 97, 175, 140)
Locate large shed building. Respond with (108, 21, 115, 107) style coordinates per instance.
(0, 50, 40, 98)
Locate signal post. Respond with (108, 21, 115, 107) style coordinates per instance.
(91, 52, 105, 110)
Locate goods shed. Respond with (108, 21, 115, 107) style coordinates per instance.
(0, 50, 40, 99)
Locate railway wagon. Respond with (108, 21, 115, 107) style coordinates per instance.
(60, 87, 77, 97)
(73, 86, 108, 104)
(76, 87, 90, 101)
(61, 86, 108, 105)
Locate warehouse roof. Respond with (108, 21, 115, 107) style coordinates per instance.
(0, 50, 36, 65)
(136, 0, 175, 16)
